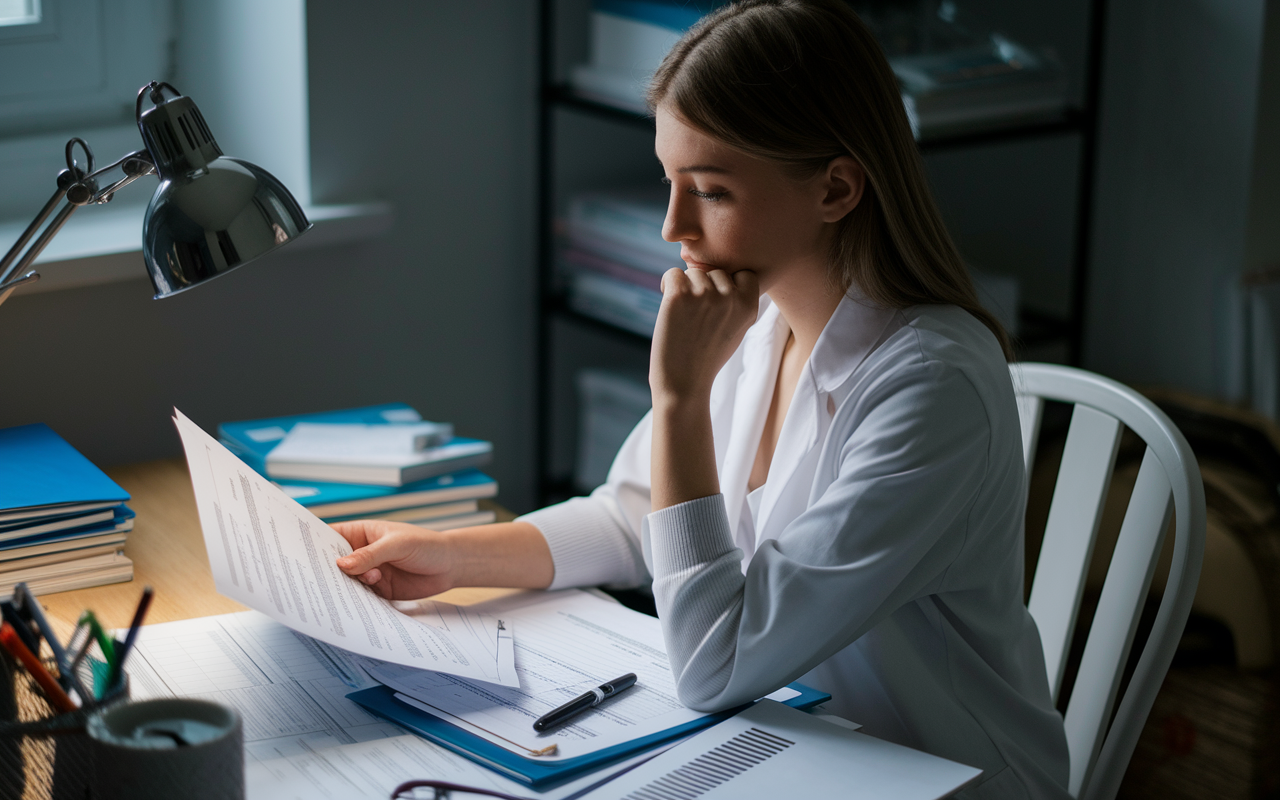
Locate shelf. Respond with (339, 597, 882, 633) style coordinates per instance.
(545, 294, 654, 346)
(546, 84, 1086, 151)
(916, 109, 1087, 152)
(544, 85, 653, 128)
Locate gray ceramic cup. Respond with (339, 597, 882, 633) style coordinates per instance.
(85, 697, 243, 800)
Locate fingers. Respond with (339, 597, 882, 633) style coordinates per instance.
(704, 269, 735, 295)
(336, 532, 407, 575)
(660, 267, 687, 295)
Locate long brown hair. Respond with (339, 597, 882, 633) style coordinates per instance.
(648, 0, 1014, 361)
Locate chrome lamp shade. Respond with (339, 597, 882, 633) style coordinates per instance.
(138, 90, 311, 298)
(0, 82, 311, 310)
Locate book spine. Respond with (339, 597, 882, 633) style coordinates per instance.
(568, 271, 660, 338)
(567, 199, 679, 264)
(559, 248, 664, 292)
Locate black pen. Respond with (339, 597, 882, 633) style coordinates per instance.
(533, 673, 638, 732)
(106, 586, 153, 691)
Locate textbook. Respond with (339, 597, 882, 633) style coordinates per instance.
(219, 403, 427, 474)
(0, 551, 133, 597)
(275, 468, 498, 520)
(0, 529, 128, 565)
(264, 437, 492, 486)
(0, 423, 135, 594)
(219, 404, 494, 487)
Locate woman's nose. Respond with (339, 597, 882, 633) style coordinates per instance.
(662, 191, 698, 243)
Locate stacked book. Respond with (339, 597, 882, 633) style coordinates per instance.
(568, 0, 1067, 143)
(561, 187, 675, 338)
(0, 424, 135, 597)
(569, 0, 723, 113)
(219, 403, 499, 529)
(859, 3, 1069, 141)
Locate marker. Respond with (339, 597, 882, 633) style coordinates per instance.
(0, 600, 38, 654)
(0, 622, 76, 713)
(532, 673, 637, 732)
(13, 584, 68, 674)
(77, 611, 116, 666)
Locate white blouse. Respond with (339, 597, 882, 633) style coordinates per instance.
(520, 293, 1071, 799)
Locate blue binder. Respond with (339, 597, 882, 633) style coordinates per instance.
(348, 681, 830, 790)
(0, 424, 130, 512)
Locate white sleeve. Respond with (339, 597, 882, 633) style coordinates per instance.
(516, 412, 655, 591)
(646, 361, 992, 711)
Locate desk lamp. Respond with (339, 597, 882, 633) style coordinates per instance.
(0, 81, 311, 308)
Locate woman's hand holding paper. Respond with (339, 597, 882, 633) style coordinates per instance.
(333, 520, 555, 599)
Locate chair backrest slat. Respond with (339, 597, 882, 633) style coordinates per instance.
(1011, 363, 1204, 800)
(1016, 393, 1045, 471)
(1027, 403, 1123, 701)
(1062, 447, 1173, 796)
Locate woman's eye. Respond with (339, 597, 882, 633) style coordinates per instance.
(688, 188, 727, 201)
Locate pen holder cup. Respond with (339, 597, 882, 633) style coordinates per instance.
(85, 698, 244, 800)
(0, 648, 129, 800)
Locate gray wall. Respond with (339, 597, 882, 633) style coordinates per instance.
(0, 1, 542, 512)
(1084, 0, 1269, 397)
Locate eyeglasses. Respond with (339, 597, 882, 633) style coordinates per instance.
(390, 780, 531, 800)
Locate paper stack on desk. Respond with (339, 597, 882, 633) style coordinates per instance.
(0, 423, 135, 596)
(219, 403, 498, 528)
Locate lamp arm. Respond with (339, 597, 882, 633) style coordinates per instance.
(0, 143, 158, 307)
(0, 184, 67, 286)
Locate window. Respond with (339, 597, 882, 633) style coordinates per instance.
(0, 0, 171, 219)
(0, 0, 41, 27)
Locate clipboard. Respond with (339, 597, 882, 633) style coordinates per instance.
(347, 681, 831, 790)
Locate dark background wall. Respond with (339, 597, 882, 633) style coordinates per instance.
(0, 1, 543, 512)
(1, 0, 1275, 516)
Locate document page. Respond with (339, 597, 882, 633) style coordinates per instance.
(125, 612, 589, 800)
(173, 410, 516, 686)
(360, 590, 709, 761)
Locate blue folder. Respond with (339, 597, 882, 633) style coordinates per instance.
(0, 424, 130, 512)
(348, 681, 830, 790)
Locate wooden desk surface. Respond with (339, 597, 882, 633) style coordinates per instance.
(37, 458, 517, 632)
(21, 459, 517, 800)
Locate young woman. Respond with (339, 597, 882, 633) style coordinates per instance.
(334, 2, 1070, 796)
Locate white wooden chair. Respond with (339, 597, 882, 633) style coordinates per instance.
(1012, 363, 1206, 800)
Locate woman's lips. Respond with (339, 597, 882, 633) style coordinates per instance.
(682, 255, 714, 269)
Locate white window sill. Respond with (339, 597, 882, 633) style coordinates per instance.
(0, 200, 394, 295)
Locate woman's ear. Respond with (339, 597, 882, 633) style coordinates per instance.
(819, 156, 865, 223)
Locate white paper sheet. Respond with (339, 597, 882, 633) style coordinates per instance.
(246, 732, 687, 800)
(173, 409, 516, 686)
(359, 590, 715, 761)
(125, 611, 607, 800)
(269, 421, 454, 461)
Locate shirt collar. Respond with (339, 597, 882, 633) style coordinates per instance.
(806, 290, 902, 394)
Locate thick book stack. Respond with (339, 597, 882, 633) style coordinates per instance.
(562, 187, 675, 338)
(569, 0, 723, 113)
(219, 404, 499, 529)
(860, 4, 1069, 141)
(890, 35, 1068, 141)
(569, 0, 1066, 143)
(0, 424, 135, 597)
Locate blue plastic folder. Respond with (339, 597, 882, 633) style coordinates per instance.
(347, 681, 830, 790)
(0, 424, 130, 512)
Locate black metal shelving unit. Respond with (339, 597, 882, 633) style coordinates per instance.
(534, 1, 1108, 505)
